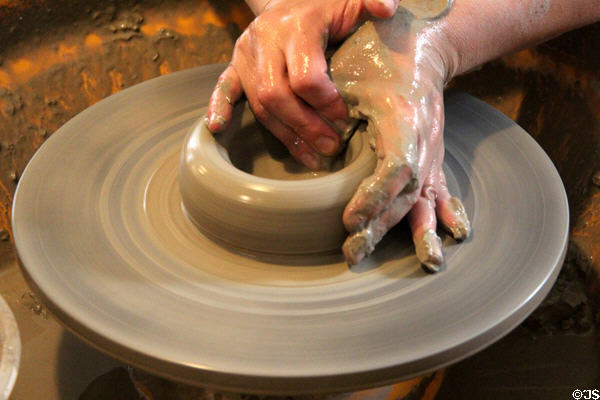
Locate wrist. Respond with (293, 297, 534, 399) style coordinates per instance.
(430, 7, 475, 80)
(426, 25, 462, 84)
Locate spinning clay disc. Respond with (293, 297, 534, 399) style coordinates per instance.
(12, 65, 568, 394)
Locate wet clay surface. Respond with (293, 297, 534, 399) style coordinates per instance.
(329, 10, 422, 192)
(328, 7, 471, 268)
(329, 9, 427, 262)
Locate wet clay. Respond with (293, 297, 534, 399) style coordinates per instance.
(414, 229, 443, 273)
(178, 101, 377, 255)
(329, 7, 444, 261)
(445, 196, 471, 240)
(1, 0, 598, 397)
(329, 9, 419, 188)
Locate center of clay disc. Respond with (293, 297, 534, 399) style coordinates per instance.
(216, 109, 351, 181)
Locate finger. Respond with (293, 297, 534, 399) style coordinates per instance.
(255, 46, 341, 156)
(408, 184, 444, 273)
(285, 33, 349, 128)
(434, 168, 471, 240)
(206, 65, 243, 132)
(343, 118, 420, 232)
(343, 157, 414, 232)
(362, 0, 399, 18)
(343, 188, 418, 265)
(248, 99, 323, 170)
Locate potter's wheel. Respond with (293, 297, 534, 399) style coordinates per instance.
(12, 65, 568, 394)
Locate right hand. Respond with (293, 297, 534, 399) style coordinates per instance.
(206, 0, 399, 170)
(329, 8, 471, 269)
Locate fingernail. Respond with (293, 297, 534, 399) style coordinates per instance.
(300, 152, 321, 170)
(449, 197, 471, 240)
(415, 229, 443, 273)
(377, 0, 396, 11)
(208, 113, 227, 131)
(315, 136, 337, 155)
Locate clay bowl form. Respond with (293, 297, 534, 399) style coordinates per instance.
(179, 103, 376, 256)
(12, 65, 569, 394)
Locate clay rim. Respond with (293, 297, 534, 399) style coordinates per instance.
(180, 114, 375, 207)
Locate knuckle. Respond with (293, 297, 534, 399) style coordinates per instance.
(290, 70, 325, 95)
(256, 85, 280, 108)
(422, 185, 437, 202)
(363, 183, 389, 210)
(294, 119, 321, 138)
(233, 30, 250, 52)
(384, 155, 419, 187)
(250, 104, 269, 123)
(248, 19, 267, 36)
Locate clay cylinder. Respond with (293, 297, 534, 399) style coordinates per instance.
(178, 102, 376, 255)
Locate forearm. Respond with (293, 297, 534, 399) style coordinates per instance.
(441, 0, 600, 77)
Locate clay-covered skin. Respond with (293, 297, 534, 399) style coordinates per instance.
(330, 8, 471, 268)
(415, 229, 443, 273)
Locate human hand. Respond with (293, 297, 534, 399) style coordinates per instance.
(330, 8, 470, 271)
(206, 0, 399, 170)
